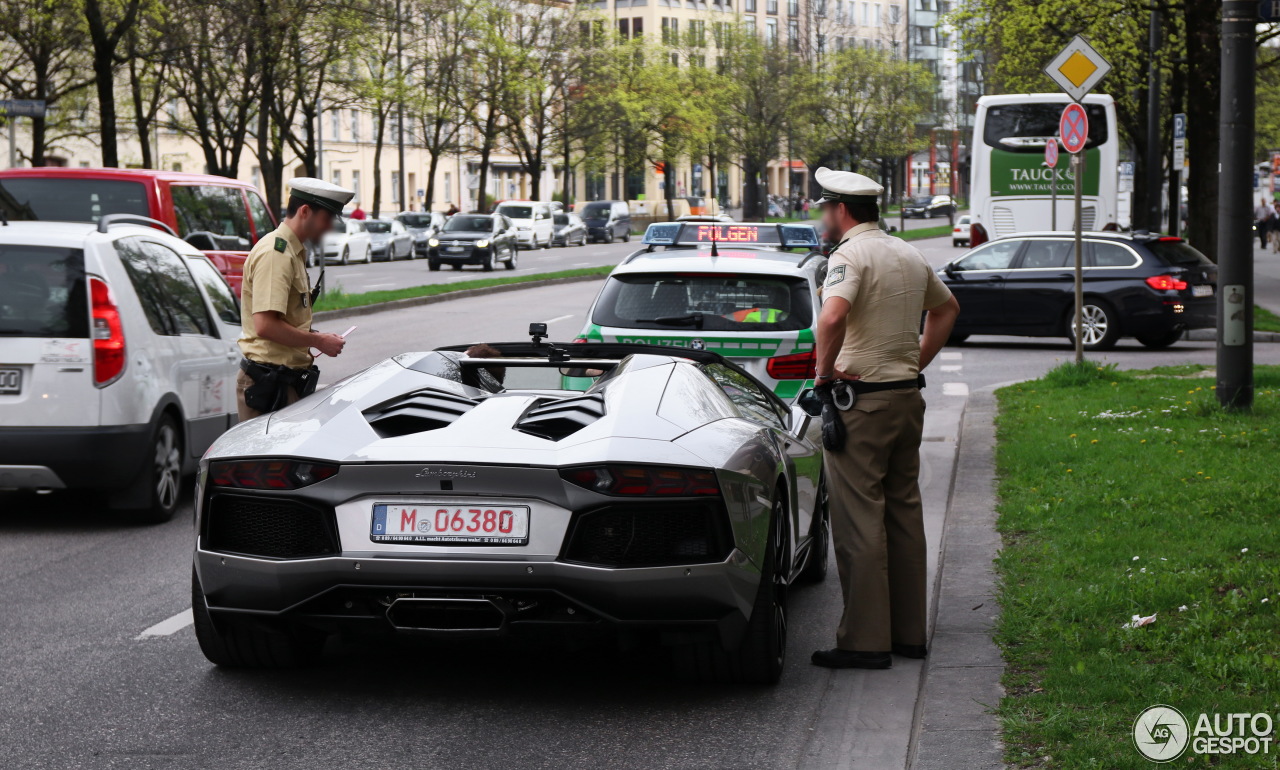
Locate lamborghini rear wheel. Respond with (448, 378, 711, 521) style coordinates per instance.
(675, 493, 788, 684)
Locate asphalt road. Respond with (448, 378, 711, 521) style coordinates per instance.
(8, 234, 1277, 770)
(308, 214, 958, 296)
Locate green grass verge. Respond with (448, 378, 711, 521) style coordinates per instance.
(995, 362, 1280, 767)
(892, 224, 953, 242)
(1256, 304, 1280, 333)
(313, 265, 612, 313)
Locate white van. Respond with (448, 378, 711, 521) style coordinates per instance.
(0, 216, 242, 521)
(494, 200, 554, 249)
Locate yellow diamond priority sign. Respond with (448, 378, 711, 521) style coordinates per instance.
(1044, 35, 1112, 102)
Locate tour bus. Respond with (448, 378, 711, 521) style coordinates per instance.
(968, 93, 1120, 246)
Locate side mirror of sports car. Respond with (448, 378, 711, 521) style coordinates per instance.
(797, 388, 823, 418)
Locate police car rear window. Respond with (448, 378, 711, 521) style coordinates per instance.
(592, 273, 812, 332)
(0, 245, 89, 338)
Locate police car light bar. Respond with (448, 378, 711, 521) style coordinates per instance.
(641, 222, 820, 250)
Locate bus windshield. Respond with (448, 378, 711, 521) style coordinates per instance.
(983, 103, 1109, 152)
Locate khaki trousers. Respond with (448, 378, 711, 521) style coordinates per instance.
(824, 388, 927, 652)
(235, 369, 302, 422)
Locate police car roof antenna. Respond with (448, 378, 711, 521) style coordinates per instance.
(709, 226, 719, 258)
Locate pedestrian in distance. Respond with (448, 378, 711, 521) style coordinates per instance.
(808, 167, 961, 670)
(1272, 200, 1280, 253)
(350, 201, 366, 220)
(236, 177, 353, 421)
(1254, 197, 1272, 250)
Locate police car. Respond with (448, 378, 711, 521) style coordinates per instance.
(574, 221, 827, 399)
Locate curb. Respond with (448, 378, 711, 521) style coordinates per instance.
(1185, 328, 1280, 343)
(908, 390, 1004, 770)
(311, 273, 608, 323)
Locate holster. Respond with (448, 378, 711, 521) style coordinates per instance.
(240, 359, 320, 414)
(813, 383, 848, 453)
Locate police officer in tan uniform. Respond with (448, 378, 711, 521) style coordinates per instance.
(809, 167, 961, 670)
(236, 178, 353, 421)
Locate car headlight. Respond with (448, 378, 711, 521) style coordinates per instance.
(475, 239, 489, 249)
(428, 238, 439, 247)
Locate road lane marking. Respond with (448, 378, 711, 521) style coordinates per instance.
(544, 314, 575, 324)
(136, 608, 193, 639)
(940, 351, 963, 360)
(942, 382, 969, 397)
(571, 261, 592, 266)
(940, 365, 962, 372)
(363, 283, 397, 289)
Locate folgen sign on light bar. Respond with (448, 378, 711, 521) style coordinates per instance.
(694, 225, 763, 243)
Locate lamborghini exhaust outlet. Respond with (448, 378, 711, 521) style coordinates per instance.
(385, 597, 507, 636)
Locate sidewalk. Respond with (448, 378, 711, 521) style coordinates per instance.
(909, 391, 1004, 769)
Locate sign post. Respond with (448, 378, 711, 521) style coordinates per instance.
(1060, 103, 1090, 363)
(1044, 140, 1059, 230)
(1045, 36, 1111, 364)
(1172, 113, 1186, 237)
(0, 99, 46, 169)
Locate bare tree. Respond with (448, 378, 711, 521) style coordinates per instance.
(0, 0, 91, 165)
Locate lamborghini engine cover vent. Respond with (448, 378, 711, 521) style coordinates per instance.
(516, 394, 606, 441)
(364, 389, 479, 437)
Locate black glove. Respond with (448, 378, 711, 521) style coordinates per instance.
(814, 382, 847, 453)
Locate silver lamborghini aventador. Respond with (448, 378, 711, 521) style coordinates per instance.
(191, 329, 829, 684)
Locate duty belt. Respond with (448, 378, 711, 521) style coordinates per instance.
(831, 374, 926, 411)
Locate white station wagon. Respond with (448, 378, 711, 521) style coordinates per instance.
(0, 216, 242, 521)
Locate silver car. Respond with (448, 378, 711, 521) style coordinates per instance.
(366, 219, 414, 261)
(191, 335, 828, 683)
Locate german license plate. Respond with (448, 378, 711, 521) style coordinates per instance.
(447, 246, 465, 253)
(1192, 285, 1213, 298)
(0, 368, 21, 395)
(371, 503, 530, 545)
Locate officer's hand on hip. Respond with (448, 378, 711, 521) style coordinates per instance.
(815, 369, 860, 386)
(314, 332, 346, 357)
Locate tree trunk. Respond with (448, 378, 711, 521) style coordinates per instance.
(664, 160, 676, 221)
(373, 110, 386, 216)
(1183, 0, 1220, 259)
(127, 56, 152, 168)
(425, 151, 440, 211)
(29, 114, 46, 166)
(743, 156, 764, 219)
(91, 50, 118, 167)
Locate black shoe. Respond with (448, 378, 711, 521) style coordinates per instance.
(892, 643, 928, 659)
(810, 648, 892, 669)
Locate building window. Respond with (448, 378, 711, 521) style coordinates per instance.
(766, 0, 777, 13)
(633, 17, 643, 35)
(351, 110, 360, 142)
(873, 2, 881, 25)
(330, 110, 340, 140)
(788, 19, 800, 50)
(744, 14, 756, 33)
(391, 171, 401, 204)
(352, 170, 361, 201)
(332, 170, 341, 187)
(860, 1, 869, 25)
(745, 0, 756, 12)
(788, 0, 798, 14)
(887, 3, 901, 22)
(765, 18, 777, 45)
(688, 19, 706, 46)
(618, 17, 629, 37)
(661, 17, 678, 44)
(444, 172, 452, 202)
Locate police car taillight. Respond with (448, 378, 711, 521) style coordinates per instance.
(766, 350, 817, 380)
(90, 277, 126, 386)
